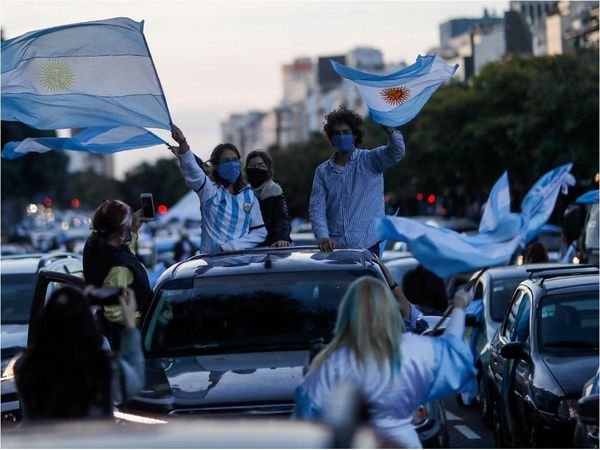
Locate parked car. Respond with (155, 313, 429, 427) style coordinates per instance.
(469, 263, 567, 424)
(486, 266, 599, 447)
(574, 370, 599, 448)
(1, 252, 84, 423)
(16, 247, 449, 447)
(290, 232, 317, 246)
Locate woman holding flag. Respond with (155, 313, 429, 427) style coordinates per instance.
(169, 125, 266, 253)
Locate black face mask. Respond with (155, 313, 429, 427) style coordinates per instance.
(246, 168, 269, 188)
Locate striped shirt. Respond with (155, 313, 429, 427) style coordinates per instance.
(309, 131, 406, 250)
(177, 150, 266, 253)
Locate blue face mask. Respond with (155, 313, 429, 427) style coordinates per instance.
(217, 160, 241, 185)
(331, 133, 354, 154)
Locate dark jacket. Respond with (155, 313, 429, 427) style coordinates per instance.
(83, 241, 151, 315)
(254, 180, 292, 246)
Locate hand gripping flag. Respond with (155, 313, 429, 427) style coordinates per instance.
(330, 54, 458, 127)
(2, 17, 172, 130)
(375, 164, 574, 277)
(2, 126, 167, 159)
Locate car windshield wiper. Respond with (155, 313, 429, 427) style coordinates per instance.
(544, 340, 599, 349)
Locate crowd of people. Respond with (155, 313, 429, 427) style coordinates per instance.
(12, 106, 529, 447)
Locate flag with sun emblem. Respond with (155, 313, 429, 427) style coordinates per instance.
(331, 54, 458, 127)
(1, 17, 171, 130)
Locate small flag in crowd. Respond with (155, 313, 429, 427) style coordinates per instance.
(330, 54, 458, 127)
(1, 126, 166, 159)
(2, 17, 171, 131)
(375, 164, 575, 277)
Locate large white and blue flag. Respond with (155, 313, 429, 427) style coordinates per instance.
(2, 126, 166, 159)
(330, 55, 458, 127)
(2, 17, 171, 130)
(376, 164, 574, 277)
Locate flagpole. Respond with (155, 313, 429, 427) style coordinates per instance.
(140, 20, 174, 128)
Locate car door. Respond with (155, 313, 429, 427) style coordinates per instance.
(505, 289, 532, 445)
(27, 270, 86, 346)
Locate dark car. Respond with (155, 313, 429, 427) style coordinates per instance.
(574, 370, 599, 448)
(487, 266, 599, 447)
(469, 263, 567, 424)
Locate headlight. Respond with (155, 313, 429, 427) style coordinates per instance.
(557, 398, 578, 420)
(1, 356, 19, 381)
(411, 404, 429, 426)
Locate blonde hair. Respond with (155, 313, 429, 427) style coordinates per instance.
(311, 276, 403, 374)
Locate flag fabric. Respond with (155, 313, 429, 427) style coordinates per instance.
(330, 55, 458, 127)
(2, 17, 171, 130)
(1, 126, 166, 159)
(576, 190, 599, 204)
(479, 171, 510, 233)
(375, 164, 574, 277)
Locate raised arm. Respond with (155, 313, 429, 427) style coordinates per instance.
(372, 256, 413, 320)
(169, 125, 218, 202)
(364, 127, 406, 173)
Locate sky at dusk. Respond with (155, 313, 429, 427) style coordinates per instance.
(2, 0, 508, 178)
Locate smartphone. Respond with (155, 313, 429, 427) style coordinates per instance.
(140, 193, 155, 221)
(87, 287, 124, 306)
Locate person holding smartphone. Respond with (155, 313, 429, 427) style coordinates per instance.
(83, 200, 151, 349)
(169, 125, 267, 253)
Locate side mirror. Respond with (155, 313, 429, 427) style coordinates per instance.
(577, 394, 599, 426)
(500, 342, 530, 361)
(465, 314, 479, 327)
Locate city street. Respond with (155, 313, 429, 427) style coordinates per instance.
(444, 396, 494, 448)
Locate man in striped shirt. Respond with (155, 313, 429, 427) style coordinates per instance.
(309, 107, 406, 255)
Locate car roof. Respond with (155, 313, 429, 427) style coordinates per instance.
(483, 263, 569, 281)
(157, 246, 375, 283)
(529, 273, 599, 294)
(1, 252, 81, 275)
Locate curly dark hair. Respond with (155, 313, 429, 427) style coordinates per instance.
(208, 143, 246, 193)
(323, 106, 364, 146)
(245, 149, 274, 179)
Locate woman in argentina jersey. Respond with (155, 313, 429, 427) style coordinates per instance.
(169, 125, 267, 253)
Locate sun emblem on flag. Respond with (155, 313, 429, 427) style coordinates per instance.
(39, 59, 75, 92)
(381, 86, 410, 106)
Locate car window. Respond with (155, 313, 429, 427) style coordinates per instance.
(502, 290, 524, 338)
(584, 204, 599, 251)
(1, 273, 37, 324)
(144, 270, 375, 354)
(538, 292, 599, 355)
(490, 277, 524, 321)
(509, 292, 531, 342)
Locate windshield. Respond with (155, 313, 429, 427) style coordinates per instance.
(145, 270, 375, 355)
(490, 277, 523, 321)
(1, 273, 37, 324)
(585, 204, 599, 250)
(538, 292, 599, 355)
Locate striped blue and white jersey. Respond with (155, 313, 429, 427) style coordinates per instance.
(177, 151, 266, 253)
(309, 131, 406, 250)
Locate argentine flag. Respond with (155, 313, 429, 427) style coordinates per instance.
(376, 164, 574, 277)
(331, 55, 458, 127)
(2, 17, 171, 130)
(2, 126, 167, 159)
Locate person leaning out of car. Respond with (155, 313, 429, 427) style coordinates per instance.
(15, 285, 144, 420)
(83, 200, 152, 349)
(244, 150, 292, 247)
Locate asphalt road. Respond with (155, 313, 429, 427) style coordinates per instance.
(443, 395, 494, 448)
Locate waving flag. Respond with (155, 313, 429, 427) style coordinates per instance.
(479, 171, 511, 233)
(331, 55, 458, 127)
(2, 126, 166, 159)
(2, 17, 171, 130)
(376, 164, 574, 277)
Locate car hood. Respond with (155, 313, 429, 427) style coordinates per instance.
(542, 353, 599, 395)
(1, 324, 28, 354)
(128, 350, 306, 416)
